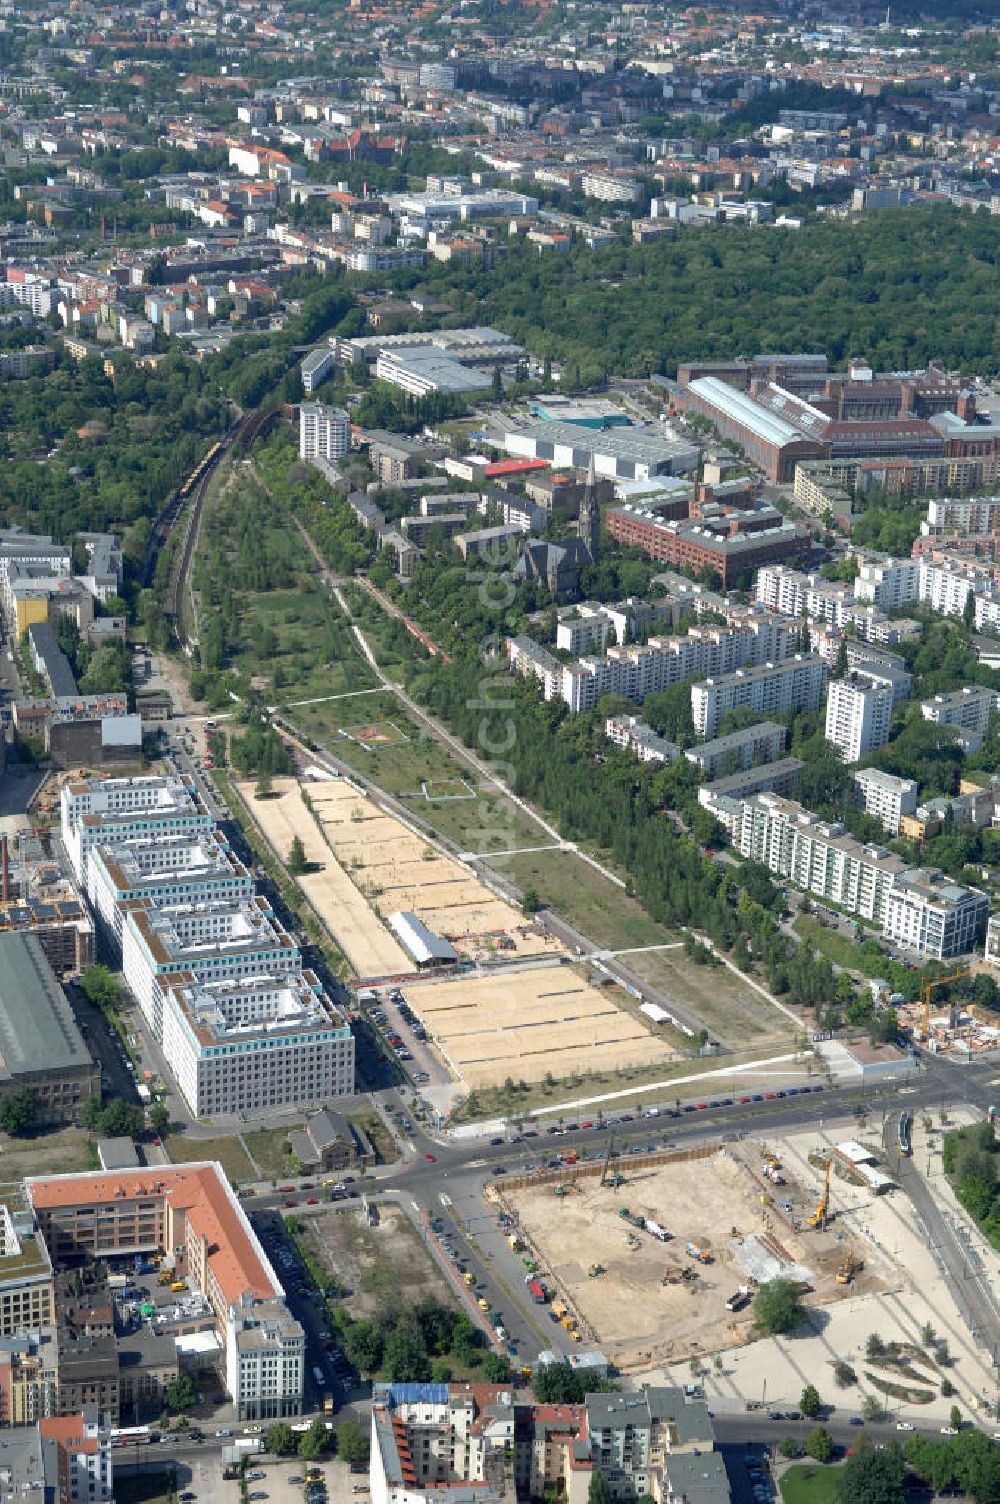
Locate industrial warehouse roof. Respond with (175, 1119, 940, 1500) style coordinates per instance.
(503, 421, 697, 467)
(387, 911, 458, 965)
(0, 933, 92, 1080)
(687, 376, 806, 448)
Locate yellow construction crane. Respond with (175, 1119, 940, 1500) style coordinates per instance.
(921, 969, 971, 1037)
(808, 1159, 832, 1230)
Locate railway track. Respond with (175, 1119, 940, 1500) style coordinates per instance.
(165, 407, 277, 648)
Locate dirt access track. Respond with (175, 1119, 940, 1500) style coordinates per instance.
(406, 968, 679, 1090)
(501, 1143, 885, 1372)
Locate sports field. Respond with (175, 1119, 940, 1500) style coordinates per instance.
(235, 778, 410, 978)
(307, 780, 561, 962)
(406, 969, 679, 1089)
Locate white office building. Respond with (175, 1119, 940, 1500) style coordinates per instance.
(882, 870, 988, 960)
(853, 768, 918, 836)
(299, 401, 349, 461)
(87, 832, 253, 950)
(162, 973, 354, 1118)
(824, 672, 894, 763)
(735, 793, 905, 924)
(228, 1299, 306, 1424)
(300, 347, 337, 393)
(121, 896, 300, 1040)
(692, 655, 827, 739)
(60, 774, 213, 884)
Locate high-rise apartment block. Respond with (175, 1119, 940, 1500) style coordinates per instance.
(299, 401, 349, 461)
(691, 655, 827, 739)
(824, 672, 894, 763)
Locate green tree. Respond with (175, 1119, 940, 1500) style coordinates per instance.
(384, 1325, 431, 1383)
(147, 1103, 171, 1137)
(337, 1420, 370, 1469)
(266, 1423, 297, 1456)
(532, 1364, 586, 1404)
(800, 1384, 822, 1419)
(81, 964, 120, 1015)
(298, 1420, 329, 1461)
(588, 1471, 612, 1504)
(0, 1087, 36, 1137)
(861, 1395, 884, 1424)
(163, 1373, 197, 1412)
(836, 1443, 905, 1504)
(806, 1427, 834, 1463)
(777, 1437, 803, 1459)
(833, 1360, 857, 1387)
(521, 886, 541, 915)
(482, 1352, 510, 1382)
(98, 1099, 146, 1138)
(288, 836, 308, 875)
(950, 1404, 962, 1431)
(753, 1278, 805, 1335)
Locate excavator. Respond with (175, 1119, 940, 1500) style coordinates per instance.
(808, 1158, 832, 1230)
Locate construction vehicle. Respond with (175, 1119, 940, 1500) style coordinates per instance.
(618, 1207, 645, 1229)
(463, 1272, 476, 1287)
(522, 1257, 539, 1273)
(560, 1314, 577, 1332)
(726, 1286, 751, 1312)
(836, 1256, 864, 1285)
(551, 1300, 568, 1320)
(588, 1264, 606, 1278)
(157, 1271, 174, 1287)
(600, 1134, 618, 1187)
(762, 1164, 785, 1184)
(646, 1219, 671, 1242)
(662, 1265, 698, 1286)
(808, 1159, 832, 1230)
(554, 1184, 569, 1198)
(507, 1233, 523, 1252)
(763, 1151, 781, 1169)
(685, 1242, 712, 1263)
(921, 968, 970, 1037)
(625, 1232, 641, 1250)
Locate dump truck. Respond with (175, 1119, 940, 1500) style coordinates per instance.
(646, 1219, 671, 1242)
(560, 1314, 577, 1332)
(618, 1208, 645, 1229)
(686, 1242, 712, 1264)
(551, 1299, 568, 1320)
(527, 1279, 547, 1304)
(507, 1233, 523, 1252)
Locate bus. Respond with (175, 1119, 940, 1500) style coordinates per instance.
(110, 1427, 155, 1447)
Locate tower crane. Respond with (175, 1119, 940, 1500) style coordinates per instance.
(921, 969, 971, 1037)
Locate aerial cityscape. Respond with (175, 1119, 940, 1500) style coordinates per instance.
(1, 0, 1000, 1502)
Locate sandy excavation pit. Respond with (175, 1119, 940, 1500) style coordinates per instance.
(501, 1144, 886, 1370)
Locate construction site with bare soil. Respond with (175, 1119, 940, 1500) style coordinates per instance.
(496, 1138, 890, 1373)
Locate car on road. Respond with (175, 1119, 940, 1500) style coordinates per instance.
(285, 1199, 298, 1208)
(306, 1196, 319, 1205)
(490, 1136, 503, 1146)
(849, 1418, 863, 1426)
(896, 1423, 913, 1431)
(940, 1427, 959, 1436)
(424, 1153, 436, 1162)
(247, 1472, 265, 1481)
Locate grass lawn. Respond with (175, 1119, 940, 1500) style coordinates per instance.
(779, 1464, 842, 1504)
(165, 1132, 254, 1183)
(489, 847, 678, 950)
(624, 947, 796, 1045)
(0, 1126, 96, 1181)
(794, 913, 879, 974)
(244, 1126, 300, 1178)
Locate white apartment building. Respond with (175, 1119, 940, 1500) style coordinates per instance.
(162, 973, 354, 1118)
(921, 686, 1000, 735)
(512, 615, 799, 717)
(582, 172, 641, 203)
(975, 590, 1000, 634)
(824, 672, 894, 763)
(604, 716, 681, 765)
(692, 655, 827, 739)
(60, 775, 213, 884)
(919, 558, 987, 618)
(924, 496, 1000, 536)
(683, 721, 786, 779)
(854, 557, 921, 611)
(853, 768, 918, 836)
(299, 401, 349, 461)
(121, 896, 300, 1040)
(39, 1408, 113, 1504)
(883, 869, 988, 960)
(735, 793, 905, 924)
(985, 913, 1000, 967)
(300, 348, 337, 393)
(87, 832, 253, 949)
